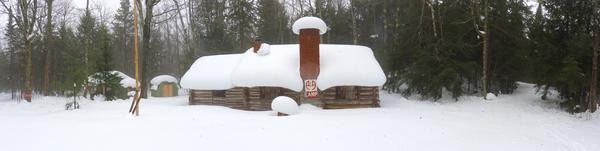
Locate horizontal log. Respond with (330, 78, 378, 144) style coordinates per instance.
(323, 104, 373, 109)
(225, 92, 245, 95)
(323, 100, 374, 105)
(192, 92, 212, 95)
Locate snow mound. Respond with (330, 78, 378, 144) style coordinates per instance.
(256, 43, 270, 56)
(271, 96, 299, 115)
(292, 16, 328, 35)
(486, 93, 497, 100)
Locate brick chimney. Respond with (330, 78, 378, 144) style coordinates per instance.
(253, 38, 261, 53)
(292, 17, 327, 98)
(299, 29, 320, 79)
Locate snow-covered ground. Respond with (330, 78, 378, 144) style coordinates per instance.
(0, 83, 598, 151)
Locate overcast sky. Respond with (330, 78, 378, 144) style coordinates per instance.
(73, 0, 121, 12)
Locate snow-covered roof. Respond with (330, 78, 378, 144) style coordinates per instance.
(88, 71, 138, 88)
(150, 75, 178, 90)
(180, 44, 386, 91)
(317, 45, 386, 89)
(232, 45, 303, 91)
(151, 75, 178, 85)
(292, 16, 328, 35)
(180, 54, 242, 90)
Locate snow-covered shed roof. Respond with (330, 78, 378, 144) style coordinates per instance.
(150, 75, 178, 90)
(151, 75, 178, 85)
(180, 44, 386, 92)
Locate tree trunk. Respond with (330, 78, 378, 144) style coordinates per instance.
(590, 34, 599, 112)
(350, 0, 358, 45)
(140, 0, 158, 99)
(483, 0, 490, 99)
(43, 0, 54, 96)
(473, 0, 490, 99)
(24, 39, 33, 102)
(9, 46, 15, 99)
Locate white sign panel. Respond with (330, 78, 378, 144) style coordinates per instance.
(304, 79, 318, 98)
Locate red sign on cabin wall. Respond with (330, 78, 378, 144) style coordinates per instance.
(22, 90, 32, 102)
(305, 79, 318, 98)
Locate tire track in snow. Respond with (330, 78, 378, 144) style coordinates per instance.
(543, 121, 587, 151)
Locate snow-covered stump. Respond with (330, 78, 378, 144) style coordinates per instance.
(271, 96, 299, 116)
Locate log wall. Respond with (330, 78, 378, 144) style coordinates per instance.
(321, 86, 380, 109)
(189, 86, 379, 110)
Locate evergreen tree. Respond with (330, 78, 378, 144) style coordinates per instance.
(77, 5, 97, 75)
(486, 0, 530, 94)
(94, 24, 123, 101)
(533, 0, 596, 112)
(3, 12, 22, 96)
(315, 0, 352, 44)
(56, 25, 86, 94)
(198, 0, 234, 52)
(227, 0, 256, 50)
(385, 0, 480, 100)
(528, 2, 554, 99)
(112, 0, 134, 75)
(256, 0, 290, 44)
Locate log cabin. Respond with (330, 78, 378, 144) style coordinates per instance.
(180, 17, 386, 110)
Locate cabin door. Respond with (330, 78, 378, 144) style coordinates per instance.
(163, 84, 172, 97)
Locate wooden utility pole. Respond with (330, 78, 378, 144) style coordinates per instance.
(129, 0, 141, 116)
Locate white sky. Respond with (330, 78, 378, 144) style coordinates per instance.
(72, 0, 121, 13)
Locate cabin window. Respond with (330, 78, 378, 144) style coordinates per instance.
(213, 90, 226, 98)
(335, 86, 357, 100)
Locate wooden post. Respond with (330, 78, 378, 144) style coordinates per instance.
(129, 0, 141, 116)
(277, 112, 288, 116)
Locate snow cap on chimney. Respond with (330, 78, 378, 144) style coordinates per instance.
(292, 17, 328, 35)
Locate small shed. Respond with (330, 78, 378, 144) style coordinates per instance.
(150, 75, 179, 97)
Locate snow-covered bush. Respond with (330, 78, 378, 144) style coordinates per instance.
(92, 71, 125, 101)
(486, 93, 497, 100)
(271, 96, 299, 115)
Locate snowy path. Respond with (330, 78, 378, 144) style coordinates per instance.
(0, 83, 598, 151)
